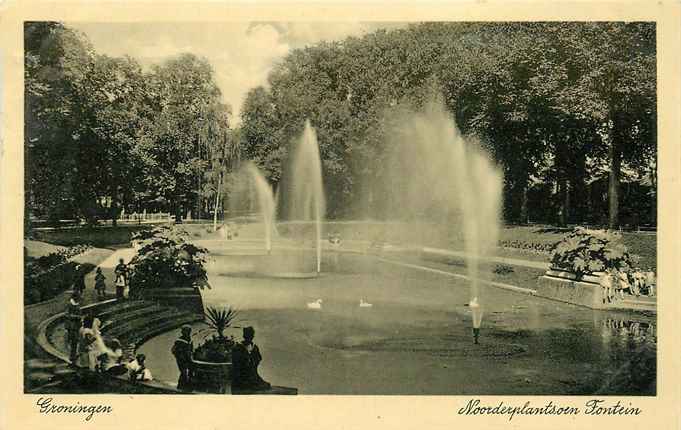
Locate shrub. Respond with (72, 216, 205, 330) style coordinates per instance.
(23, 244, 93, 305)
(493, 264, 515, 275)
(550, 228, 635, 278)
(128, 226, 210, 295)
(193, 306, 238, 363)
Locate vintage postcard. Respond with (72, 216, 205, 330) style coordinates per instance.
(1, 0, 680, 429)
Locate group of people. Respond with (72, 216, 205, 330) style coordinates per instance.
(600, 269, 656, 303)
(171, 325, 271, 393)
(71, 258, 130, 301)
(65, 291, 153, 383)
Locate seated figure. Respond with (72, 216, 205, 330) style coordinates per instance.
(231, 327, 271, 394)
(127, 354, 153, 382)
(97, 338, 127, 376)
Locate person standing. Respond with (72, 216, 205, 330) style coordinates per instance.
(114, 258, 128, 299)
(231, 326, 270, 394)
(73, 265, 86, 296)
(65, 292, 82, 366)
(171, 325, 194, 391)
(94, 267, 107, 300)
(77, 314, 99, 370)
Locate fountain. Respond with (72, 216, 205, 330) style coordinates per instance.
(213, 121, 325, 278)
(374, 100, 503, 333)
(286, 120, 326, 273)
(246, 162, 276, 254)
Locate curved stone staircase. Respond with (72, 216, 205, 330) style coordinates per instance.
(29, 299, 203, 393)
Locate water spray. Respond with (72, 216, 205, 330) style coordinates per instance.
(469, 297, 483, 344)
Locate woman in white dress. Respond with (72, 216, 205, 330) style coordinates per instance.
(78, 314, 112, 370)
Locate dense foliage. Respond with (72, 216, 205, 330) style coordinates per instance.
(240, 22, 656, 227)
(128, 226, 209, 295)
(550, 228, 657, 297)
(550, 228, 635, 277)
(25, 22, 656, 230)
(25, 22, 236, 226)
(23, 244, 92, 304)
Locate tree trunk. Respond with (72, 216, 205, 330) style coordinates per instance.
(564, 180, 571, 225)
(213, 172, 223, 232)
(650, 163, 657, 226)
(557, 178, 567, 227)
(608, 139, 621, 230)
(520, 183, 529, 224)
(174, 196, 183, 224)
(111, 188, 119, 227)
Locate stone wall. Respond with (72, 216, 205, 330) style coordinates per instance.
(140, 287, 205, 316)
(535, 270, 606, 309)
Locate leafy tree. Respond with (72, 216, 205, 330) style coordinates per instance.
(139, 53, 228, 223)
(24, 22, 96, 222)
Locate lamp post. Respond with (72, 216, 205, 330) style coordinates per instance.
(470, 297, 483, 344)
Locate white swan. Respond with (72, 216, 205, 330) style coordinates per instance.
(359, 299, 373, 308)
(307, 299, 323, 309)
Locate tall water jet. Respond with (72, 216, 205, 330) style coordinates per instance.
(376, 99, 503, 325)
(287, 120, 326, 273)
(246, 162, 277, 254)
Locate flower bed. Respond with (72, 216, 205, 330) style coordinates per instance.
(499, 239, 554, 255)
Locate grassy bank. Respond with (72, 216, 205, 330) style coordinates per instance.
(30, 221, 656, 269)
(278, 222, 656, 270)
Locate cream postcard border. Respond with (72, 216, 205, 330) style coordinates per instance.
(1, 1, 679, 429)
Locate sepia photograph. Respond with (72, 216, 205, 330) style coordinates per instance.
(20, 20, 661, 398)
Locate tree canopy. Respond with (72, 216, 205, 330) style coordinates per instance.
(25, 23, 236, 225)
(239, 22, 656, 226)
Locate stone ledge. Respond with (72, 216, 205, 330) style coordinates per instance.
(536, 271, 657, 313)
(536, 275, 607, 309)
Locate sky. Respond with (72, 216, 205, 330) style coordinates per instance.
(69, 22, 402, 124)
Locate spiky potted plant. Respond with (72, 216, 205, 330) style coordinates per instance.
(191, 306, 239, 393)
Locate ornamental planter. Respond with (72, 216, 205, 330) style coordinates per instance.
(535, 268, 609, 310)
(191, 359, 232, 394)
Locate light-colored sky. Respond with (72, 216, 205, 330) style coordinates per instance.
(70, 22, 402, 124)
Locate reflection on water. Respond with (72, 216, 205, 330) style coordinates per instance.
(600, 318, 656, 348)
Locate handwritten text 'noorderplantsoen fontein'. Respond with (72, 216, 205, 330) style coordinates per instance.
(458, 399, 642, 421)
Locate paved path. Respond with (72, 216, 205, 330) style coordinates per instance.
(377, 257, 538, 295)
(420, 247, 550, 270)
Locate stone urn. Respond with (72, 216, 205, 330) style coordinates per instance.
(191, 359, 232, 394)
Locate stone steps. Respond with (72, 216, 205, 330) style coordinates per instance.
(99, 304, 166, 331)
(43, 299, 202, 367)
(32, 294, 204, 394)
(102, 308, 192, 339)
(97, 300, 156, 319)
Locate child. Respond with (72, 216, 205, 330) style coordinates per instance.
(599, 271, 615, 304)
(94, 267, 107, 300)
(98, 338, 126, 375)
(128, 354, 153, 382)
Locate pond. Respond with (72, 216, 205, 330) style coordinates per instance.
(138, 251, 656, 395)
